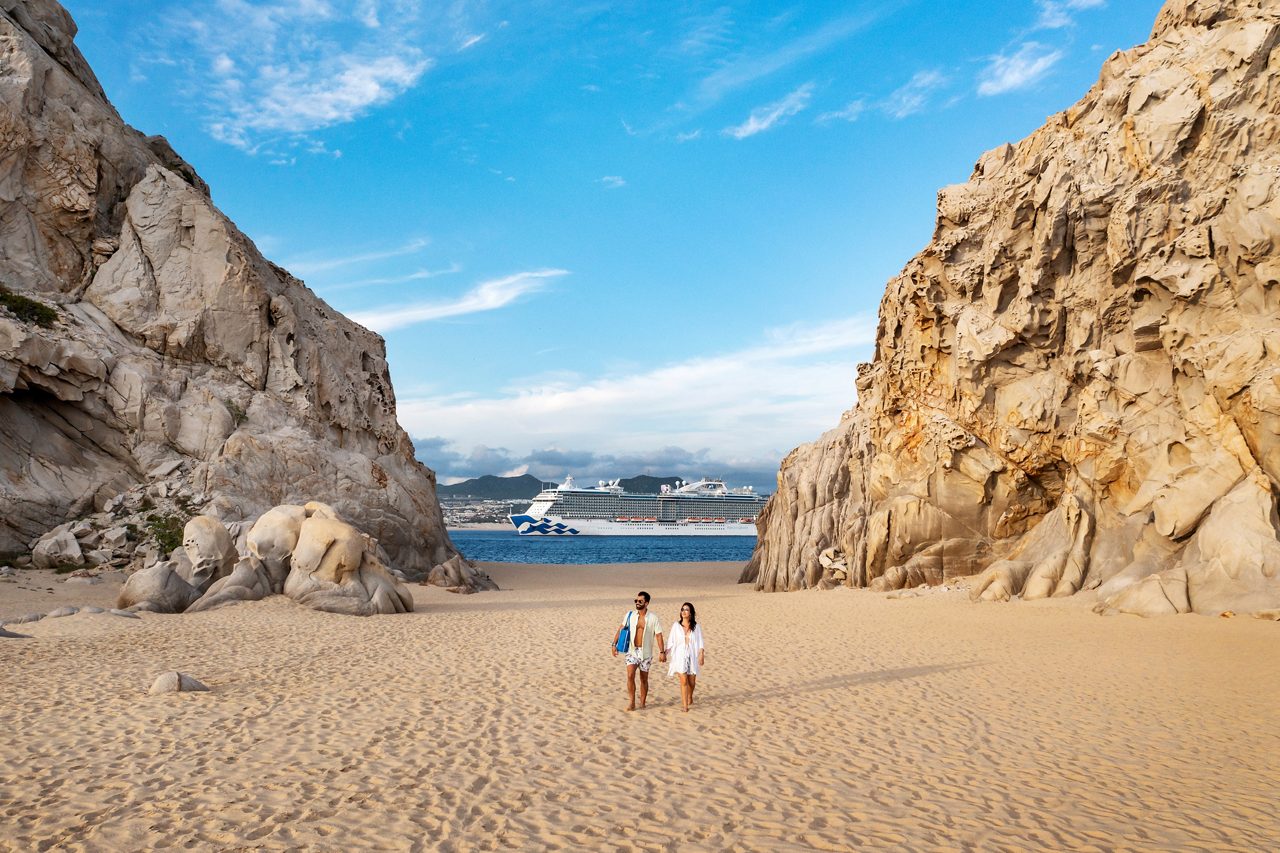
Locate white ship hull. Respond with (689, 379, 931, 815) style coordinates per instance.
(508, 514, 757, 537)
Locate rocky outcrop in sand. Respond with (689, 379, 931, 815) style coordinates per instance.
(0, 1, 494, 591)
(122, 508, 415, 616)
(745, 0, 1280, 617)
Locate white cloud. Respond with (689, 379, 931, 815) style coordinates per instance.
(599, 175, 627, 189)
(320, 263, 463, 293)
(883, 70, 946, 119)
(691, 12, 881, 110)
(1036, 0, 1106, 30)
(977, 42, 1064, 96)
(239, 54, 431, 137)
(397, 314, 877, 460)
(816, 99, 865, 124)
(459, 33, 486, 51)
(350, 269, 569, 332)
(284, 237, 430, 276)
(723, 82, 814, 139)
(355, 0, 379, 28)
(153, 1, 443, 152)
(676, 129, 703, 143)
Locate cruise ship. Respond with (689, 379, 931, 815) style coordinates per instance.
(508, 476, 767, 536)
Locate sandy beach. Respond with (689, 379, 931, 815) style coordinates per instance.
(2, 562, 1277, 851)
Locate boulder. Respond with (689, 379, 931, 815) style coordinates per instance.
(187, 557, 274, 613)
(245, 504, 308, 592)
(32, 530, 83, 569)
(148, 672, 209, 694)
(117, 562, 200, 613)
(175, 516, 235, 593)
(284, 516, 414, 615)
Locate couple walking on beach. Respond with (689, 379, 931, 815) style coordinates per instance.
(610, 591, 705, 712)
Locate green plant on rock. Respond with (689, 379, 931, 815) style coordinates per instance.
(145, 512, 189, 556)
(0, 285, 58, 328)
(53, 563, 79, 575)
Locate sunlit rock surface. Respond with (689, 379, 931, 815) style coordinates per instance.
(745, 0, 1280, 616)
(0, 1, 493, 591)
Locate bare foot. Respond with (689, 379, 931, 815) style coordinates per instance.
(682, 706, 689, 712)
(625, 704, 635, 712)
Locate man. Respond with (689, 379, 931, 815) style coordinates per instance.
(611, 590, 666, 711)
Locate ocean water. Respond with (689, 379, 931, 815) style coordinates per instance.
(449, 529, 756, 564)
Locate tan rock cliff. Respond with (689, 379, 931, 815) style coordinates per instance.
(0, 1, 493, 589)
(745, 0, 1280, 617)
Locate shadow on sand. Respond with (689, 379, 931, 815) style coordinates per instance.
(701, 661, 986, 707)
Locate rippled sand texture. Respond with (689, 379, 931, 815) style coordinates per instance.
(2, 562, 1278, 851)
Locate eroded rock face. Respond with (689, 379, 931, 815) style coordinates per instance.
(0, 1, 489, 590)
(746, 0, 1280, 617)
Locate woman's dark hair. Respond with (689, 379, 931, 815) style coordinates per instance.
(679, 601, 697, 630)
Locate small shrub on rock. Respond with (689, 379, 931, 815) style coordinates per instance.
(145, 512, 189, 556)
(0, 285, 58, 327)
(223, 399, 248, 426)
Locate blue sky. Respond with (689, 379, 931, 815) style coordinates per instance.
(64, 0, 1165, 490)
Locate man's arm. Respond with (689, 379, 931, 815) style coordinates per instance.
(611, 613, 627, 657)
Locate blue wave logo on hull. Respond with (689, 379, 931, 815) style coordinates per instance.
(509, 515, 580, 535)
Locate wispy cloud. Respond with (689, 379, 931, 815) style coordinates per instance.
(1035, 0, 1106, 30)
(678, 7, 736, 56)
(816, 99, 866, 125)
(284, 238, 430, 277)
(350, 269, 569, 333)
(319, 263, 463, 293)
(676, 129, 703, 143)
(599, 175, 627, 189)
(977, 42, 1063, 96)
(723, 82, 814, 139)
(398, 314, 877, 461)
(883, 70, 947, 119)
(690, 11, 884, 111)
(459, 33, 486, 51)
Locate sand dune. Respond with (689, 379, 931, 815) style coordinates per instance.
(2, 562, 1277, 851)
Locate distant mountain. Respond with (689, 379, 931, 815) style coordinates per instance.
(438, 474, 554, 500)
(618, 475, 682, 493)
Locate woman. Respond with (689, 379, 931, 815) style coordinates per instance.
(667, 601, 705, 712)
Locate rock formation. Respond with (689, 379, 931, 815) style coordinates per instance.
(745, 0, 1280, 617)
(122, 507, 415, 616)
(0, 1, 494, 591)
